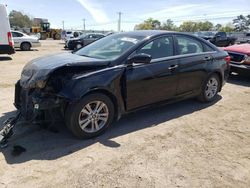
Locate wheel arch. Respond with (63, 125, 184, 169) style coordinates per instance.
(80, 88, 120, 121)
(21, 41, 32, 47)
(211, 71, 223, 92)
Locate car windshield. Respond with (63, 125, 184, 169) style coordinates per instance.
(75, 34, 145, 60)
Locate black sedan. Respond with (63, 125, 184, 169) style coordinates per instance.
(15, 31, 230, 139)
(65, 33, 105, 50)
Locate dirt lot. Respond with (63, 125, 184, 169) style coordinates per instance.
(0, 40, 250, 188)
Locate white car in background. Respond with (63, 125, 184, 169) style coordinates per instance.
(62, 30, 83, 42)
(11, 31, 41, 51)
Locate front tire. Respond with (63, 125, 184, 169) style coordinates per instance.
(75, 43, 83, 50)
(198, 74, 221, 103)
(65, 93, 115, 139)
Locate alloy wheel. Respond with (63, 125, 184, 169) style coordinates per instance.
(205, 77, 218, 99)
(78, 101, 109, 133)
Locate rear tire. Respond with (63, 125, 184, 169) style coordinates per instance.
(20, 42, 31, 51)
(65, 93, 115, 139)
(198, 74, 221, 103)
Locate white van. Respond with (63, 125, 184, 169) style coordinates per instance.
(0, 4, 15, 55)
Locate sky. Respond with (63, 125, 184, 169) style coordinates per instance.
(1, 0, 250, 31)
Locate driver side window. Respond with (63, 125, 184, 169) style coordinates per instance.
(137, 36, 174, 60)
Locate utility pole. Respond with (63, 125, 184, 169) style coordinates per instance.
(82, 19, 86, 32)
(62, 20, 65, 30)
(117, 12, 122, 32)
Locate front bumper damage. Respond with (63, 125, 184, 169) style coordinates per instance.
(0, 81, 65, 147)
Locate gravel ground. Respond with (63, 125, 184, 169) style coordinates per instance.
(0, 40, 250, 188)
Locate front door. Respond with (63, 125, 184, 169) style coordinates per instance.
(126, 35, 179, 110)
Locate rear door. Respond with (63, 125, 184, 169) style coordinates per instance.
(0, 5, 8, 45)
(11, 32, 24, 48)
(0, 4, 14, 54)
(174, 35, 215, 96)
(126, 35, 179, 110)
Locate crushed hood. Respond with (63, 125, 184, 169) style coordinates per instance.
(20, 52, 110, 88)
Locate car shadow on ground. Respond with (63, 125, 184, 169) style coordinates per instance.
(228, 74, 250, 87)
(0, 56, 12, 61)
(15, 49, 39, 52)
(0, 96, 221, 164)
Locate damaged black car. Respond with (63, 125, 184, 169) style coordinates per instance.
(13, 31, 230, 139)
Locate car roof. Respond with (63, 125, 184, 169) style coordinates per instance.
(86, 33, 105, 35)
(119, 30, 173, 37)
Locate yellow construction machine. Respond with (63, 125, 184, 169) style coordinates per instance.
(31, 22, 61, 40)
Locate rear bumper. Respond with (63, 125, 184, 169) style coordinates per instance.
(0, 45, 15, 55)
(230, 63, 250, 75)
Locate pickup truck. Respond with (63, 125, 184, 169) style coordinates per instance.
(204, 32, 237, 47)
(236, 33, 250, 44)
(224, 43, 250, 75)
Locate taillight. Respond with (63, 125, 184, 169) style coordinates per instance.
(224, 56, 231, 65)
(7, 32, 13, 47)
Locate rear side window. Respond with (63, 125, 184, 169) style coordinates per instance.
(204, 44, 215, 52)
(137, 36, 174, 60)
(96, 34, 104, 38)
(92, 35, 99, 39)
(12, 32, 23, 37)
(176, 36, 203, 55)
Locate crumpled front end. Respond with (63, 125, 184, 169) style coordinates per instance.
(14, 80, 65, 122)
(14, 53, 111, 122)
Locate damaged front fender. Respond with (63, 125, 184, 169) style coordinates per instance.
(58, 65, 126, 100)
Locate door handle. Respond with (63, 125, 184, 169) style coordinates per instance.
(168, 64, 179, 70)
(204, 56, 212, 61)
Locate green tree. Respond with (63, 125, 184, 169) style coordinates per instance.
(233, 15, 250, 31)
(219, 23, 235, 32)
(135, 18, 161, 30)
(179, 21, 198, 32)
(197, 21, 214, 31)
(214, 24, 222, 31)
(9, 10, 33, 28)
(161, 19, 177, 31)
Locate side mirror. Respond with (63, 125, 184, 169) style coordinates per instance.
(128, 53, 152, 65)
